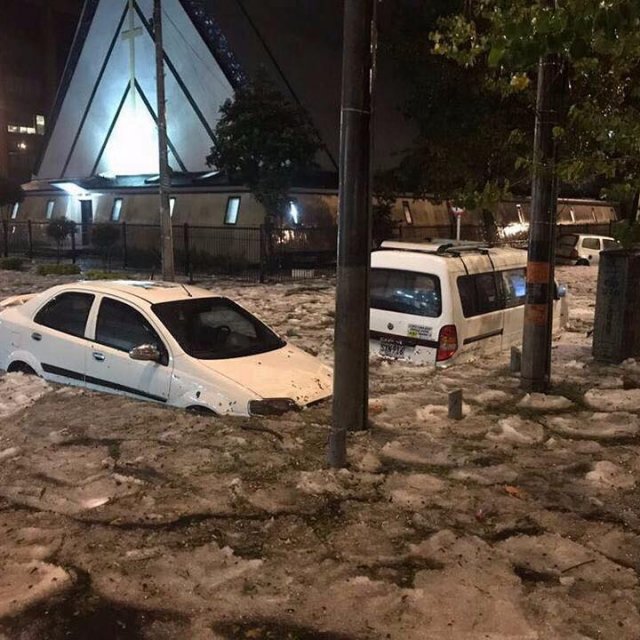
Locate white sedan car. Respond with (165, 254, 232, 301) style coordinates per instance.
(0, 281, 332, 417)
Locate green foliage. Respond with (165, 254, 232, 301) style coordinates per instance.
(612, 221, 640, 249)
(207, 72, 322, 223)
(432, 0, 640, 210)
(0, 257, 24, 271)
(91, 224, 121, 270)
(84, 270, 126, 280)
(36, 263, 81, 276)
(381, 1, 533, 208)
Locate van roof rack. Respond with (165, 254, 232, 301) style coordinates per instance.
(379, 239, 492, 256)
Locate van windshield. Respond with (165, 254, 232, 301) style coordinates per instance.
(370, 269, 441, 317)
(152, 297, 285, 360)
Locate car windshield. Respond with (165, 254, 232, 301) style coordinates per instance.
(152, 297, 285, 360)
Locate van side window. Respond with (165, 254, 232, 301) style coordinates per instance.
(457, 274, 501, 317)
(501, 268, 527, 308)
(370, 269, 441, 318)
(457, 277, 477, 317)
(475, 274, 500, 313)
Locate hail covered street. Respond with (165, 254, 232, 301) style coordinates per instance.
(1, 265, 640, 640)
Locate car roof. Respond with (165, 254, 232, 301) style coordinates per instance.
(560, 233, 614, 240)
(66, 280, 214, 304)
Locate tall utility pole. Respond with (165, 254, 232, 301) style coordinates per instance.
(521, 52, 565, 392)
(153, 0, 175, 281)
(328, 0, 377, 468)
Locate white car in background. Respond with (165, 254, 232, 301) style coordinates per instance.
(0, 281, 332, 417)
(555, 233, 619, 266)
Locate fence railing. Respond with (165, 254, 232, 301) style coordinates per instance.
(1, 219, 618, 281)
(1, 221, 339, 282)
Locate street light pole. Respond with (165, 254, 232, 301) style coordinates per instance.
(329, 0, 377, 468)
(153, 0, 175, 281)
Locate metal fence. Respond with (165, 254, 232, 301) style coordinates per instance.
(1, 220, 338, 282)
(1, 219, 618, 281)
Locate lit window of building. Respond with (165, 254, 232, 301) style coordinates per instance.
(11, 203, 20, 219)
(45, 200, 55, 219)
(111, 198, 123, 222)
(36, 115, 46, 135)
(170, 197, 176, 218)
(289, 199, 300, 224)
(224, 197, 241, 225)
(403, 201, 413, 225)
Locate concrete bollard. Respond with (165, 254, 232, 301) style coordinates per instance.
(510, 347, 522, 374)
(448, 389, 463, 420)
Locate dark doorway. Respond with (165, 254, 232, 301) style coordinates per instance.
(80, 200, 93, 245)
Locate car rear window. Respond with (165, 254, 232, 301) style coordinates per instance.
(559, 235, 578, 247)
(370, 269, 441, 318)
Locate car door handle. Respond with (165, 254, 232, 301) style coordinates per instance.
(31, 332, 42, 341)
(92, 352, 105, 362)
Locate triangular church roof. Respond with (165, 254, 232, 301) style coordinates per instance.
(36, 0, 244, 180)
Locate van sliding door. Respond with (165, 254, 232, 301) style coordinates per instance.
(456, 270, 504, 355)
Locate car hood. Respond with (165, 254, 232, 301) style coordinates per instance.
(196, 345, 333, 406)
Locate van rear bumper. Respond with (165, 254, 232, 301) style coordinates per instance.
(369, 330, 438, 365)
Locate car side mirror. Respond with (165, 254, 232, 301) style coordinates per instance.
(556, 284, 568, 299)
(129, 344, 161, 362)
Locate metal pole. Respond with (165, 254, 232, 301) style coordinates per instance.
(456, 215, 462, 241)
(329, 0, 377, 468)
(521, 52, 565, 392)
(153, 0, 175, 281)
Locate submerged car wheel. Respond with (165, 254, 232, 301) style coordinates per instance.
(7, 361, 37, 375)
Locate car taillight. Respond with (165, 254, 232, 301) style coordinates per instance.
(570, 249, 579, 259)
(437, 325, 458, 362)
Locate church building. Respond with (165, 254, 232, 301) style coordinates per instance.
(14, 0, 616, 252)
(16, 0, 350, 237)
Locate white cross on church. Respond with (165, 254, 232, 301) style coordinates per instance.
(121, 0, 143, 108)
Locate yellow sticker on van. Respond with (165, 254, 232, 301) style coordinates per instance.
(408, 324, 433, 339)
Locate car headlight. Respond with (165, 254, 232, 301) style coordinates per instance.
(248, 398, 298, 416)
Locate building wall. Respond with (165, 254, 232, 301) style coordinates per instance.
(0, 0, 82, 183)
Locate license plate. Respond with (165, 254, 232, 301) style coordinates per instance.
(379, 339, 405, 359)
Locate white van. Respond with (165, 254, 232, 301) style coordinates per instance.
(369, 240, 568, 365)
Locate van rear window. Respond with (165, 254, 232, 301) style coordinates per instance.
(370, 269, 441, 318)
